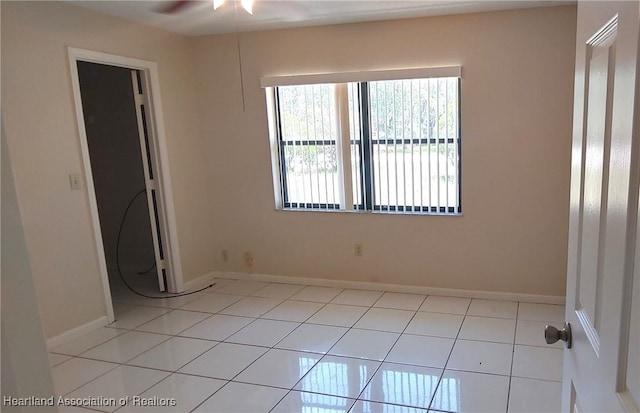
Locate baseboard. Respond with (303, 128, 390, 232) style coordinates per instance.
(45, 271, 563, 348)
(46, 316, 109, 349)
(46, 273, 220, 349)
(217, 271, 565, 305)
(182, 271, 218, 292)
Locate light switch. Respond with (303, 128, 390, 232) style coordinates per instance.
(69, 173, 82, 190)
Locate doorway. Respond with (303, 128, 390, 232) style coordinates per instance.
(69, 48, 183, 322)
(78, 61, 166, 299)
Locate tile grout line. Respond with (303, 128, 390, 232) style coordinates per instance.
(55, 281, 559, 413)
(182, 280, 288, 413)
(425, 295, 472, 411)
(505, 302, 521, 413)
(195, 285, 396, 410)
(267, 289, 377, 411)
(352, 296, 479, 411)
(59, 328, 195, 403)
(60, 299, 508, 389)
(188, 284, 349, 412)
(266, 290, 390, 410)
(268, 296, 515, 410)
(112, 286, 353, 376)
(53, 280, 256, 410)
(54, 280, 337, 412)
(54, 361, 121, 400)
(55, 357, 169, 412)
(50, 327, 130, 357)
(240, 291, 349, 412)
(110, 368, 172, 413)
(52, 317, 178, 398)
(349, 294, 429, 409)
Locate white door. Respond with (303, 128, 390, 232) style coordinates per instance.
(563, 1, 640, 412)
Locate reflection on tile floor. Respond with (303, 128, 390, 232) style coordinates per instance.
(50, 278, 564, 412)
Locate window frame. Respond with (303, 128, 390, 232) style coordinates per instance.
(264, 67, 462, 215)
(357, 78, 462, 214)
(273, 87, 342, 210)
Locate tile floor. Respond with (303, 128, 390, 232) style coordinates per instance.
(49, 278, 564, 413)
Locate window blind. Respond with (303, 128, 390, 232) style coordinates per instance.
(261, 66, 462, 88)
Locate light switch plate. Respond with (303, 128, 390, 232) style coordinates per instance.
(69, 173, 82, 190)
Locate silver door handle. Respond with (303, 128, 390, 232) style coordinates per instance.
(545, 322, 572, 348)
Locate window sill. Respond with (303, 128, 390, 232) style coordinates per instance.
(275, 208, 463, 217)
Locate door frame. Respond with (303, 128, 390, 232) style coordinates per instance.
(67, 47, 184, 322)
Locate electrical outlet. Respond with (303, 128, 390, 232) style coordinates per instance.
(221, 250, 229, 262)
(354, 243, 363, 257)
(243, 252, 253, 267)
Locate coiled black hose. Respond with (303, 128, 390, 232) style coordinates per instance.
(115, 189, 214, 299)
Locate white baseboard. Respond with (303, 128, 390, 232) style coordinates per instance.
(46, 271, 563, 348)
(47, 316, 109, 349)
(47, 273, 219, 348)
(217, 271, 565, 305)
(182, 272, 218, 292)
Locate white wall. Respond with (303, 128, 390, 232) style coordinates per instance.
(1, 1, 214, 338)
(194, 5, 577, 296)
(1, 125, 57, 412)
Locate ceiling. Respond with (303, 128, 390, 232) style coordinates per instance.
(71, 0, 574, 36)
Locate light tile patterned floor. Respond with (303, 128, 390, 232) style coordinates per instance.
(49, 278, 564, 413)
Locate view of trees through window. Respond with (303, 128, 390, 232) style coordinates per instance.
(278, 84, 340, 207)
(366, 78, 459, 210)
(275, 76, 460, 213)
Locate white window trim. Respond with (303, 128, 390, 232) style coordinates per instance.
(265, 89, 284, 209)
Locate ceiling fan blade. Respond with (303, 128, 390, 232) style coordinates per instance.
(157, 0, 196, 14)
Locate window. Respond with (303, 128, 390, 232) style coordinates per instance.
(264, 67, 461, 215)
(275, 84, 341, 209)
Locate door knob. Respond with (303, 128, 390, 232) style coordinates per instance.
(545, 322, 572, 348)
